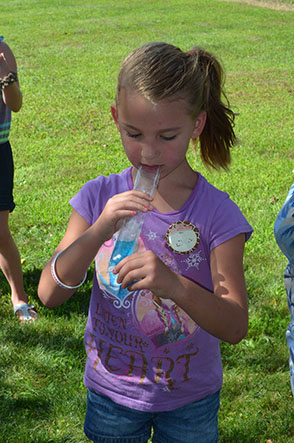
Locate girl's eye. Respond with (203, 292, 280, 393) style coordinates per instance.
(127, 132, 141, 138)
(161, 135, 176, 141)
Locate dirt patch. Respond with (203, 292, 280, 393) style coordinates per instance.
(220, 0, 294, 11)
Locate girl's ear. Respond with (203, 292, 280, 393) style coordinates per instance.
(191, 111, 207, 139)
(111, 104, 120, 130)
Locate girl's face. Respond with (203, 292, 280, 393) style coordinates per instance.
(111, 89, 206, 181)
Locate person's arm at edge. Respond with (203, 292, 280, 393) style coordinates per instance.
(0, 42, 22, 112)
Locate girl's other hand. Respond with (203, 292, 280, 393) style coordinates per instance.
(95, 190, 153, 242)
(113, 250, 179, 299)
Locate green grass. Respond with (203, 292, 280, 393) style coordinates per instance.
(1, 0, 294, 441)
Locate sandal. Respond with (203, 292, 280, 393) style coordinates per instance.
(13, 303, 37, 322)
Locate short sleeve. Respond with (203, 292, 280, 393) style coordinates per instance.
(69, 179, 101, 226)
(69, 169, 132, 227)
(209, 197, 253, 252)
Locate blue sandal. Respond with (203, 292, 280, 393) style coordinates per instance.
(13, 303, 37, 321)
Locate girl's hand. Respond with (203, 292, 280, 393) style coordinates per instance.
(113, 250, 179, 299)
(95, 190, 153, 242)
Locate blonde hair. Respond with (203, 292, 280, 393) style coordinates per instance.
(115, 42, 236, 170)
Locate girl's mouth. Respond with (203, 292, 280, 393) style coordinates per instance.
(140, 164, 161, 172)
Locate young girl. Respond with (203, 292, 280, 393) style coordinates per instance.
(38, 42, 253, 443)
(274, 184, 294, 396)
(0, 36, 37, 321)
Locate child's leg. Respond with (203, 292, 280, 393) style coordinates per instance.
(152, 389, 220, 443)
(0, 140, 36, 320)
(0, 210, 36, 320)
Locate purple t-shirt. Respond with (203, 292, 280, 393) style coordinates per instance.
(70, 167, 253, 412)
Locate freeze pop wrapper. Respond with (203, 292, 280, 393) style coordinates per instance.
(108, 165, 160, 270)
(95, 166, 160, 303)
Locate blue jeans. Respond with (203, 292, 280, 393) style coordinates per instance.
(84, 388, 220, 443)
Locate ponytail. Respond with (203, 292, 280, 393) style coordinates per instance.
(189, 47, 236, 170)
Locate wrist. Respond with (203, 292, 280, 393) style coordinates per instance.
(166, 272, 186, 304)
(92, 216, 114, 243)
(51, 251, 87, 290)
(0, 71, 18, 90)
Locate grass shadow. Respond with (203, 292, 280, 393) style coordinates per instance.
(0, 267, 92, 441)
(0, 265, 93, 319)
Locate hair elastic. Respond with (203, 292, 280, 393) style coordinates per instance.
(186, 48, 197, 56)
(51, 251, 87, 290)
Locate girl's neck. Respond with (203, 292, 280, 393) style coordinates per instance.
(152, 168, 198, 213)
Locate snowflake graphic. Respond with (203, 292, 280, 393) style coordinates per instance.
(183, 250, 205, 271)
(146, 230, 158, 241)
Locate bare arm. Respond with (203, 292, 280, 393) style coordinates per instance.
(38, 209, 92, 307)
(38, 190, 154, 308)
(171, 234, 248, 344)
(0, 41, 22, 112)
(115, 233, 248, 344)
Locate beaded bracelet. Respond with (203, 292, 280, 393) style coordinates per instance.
(0, 71, 18, 90)
(50, 251, 87, 290)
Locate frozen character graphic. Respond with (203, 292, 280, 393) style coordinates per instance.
(96, 231, 199, 348)
(134, 290, 199, 348)
(95, 234, 146, 309)
(96, 216, 201, 347)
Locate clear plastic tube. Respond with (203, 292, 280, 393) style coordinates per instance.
(95, 165, 160, 302)
(108, 165, 160, 271)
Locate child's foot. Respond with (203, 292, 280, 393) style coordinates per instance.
(13, 303, 37, 322)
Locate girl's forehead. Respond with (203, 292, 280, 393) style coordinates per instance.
(118, 88, 189, 114)
(116, 91, 194, 131)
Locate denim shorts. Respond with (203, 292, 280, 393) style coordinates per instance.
(0, 141, 15, 212)
(84, 388, 220, 443)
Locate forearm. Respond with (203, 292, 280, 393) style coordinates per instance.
(2, 81, 22, 112)
(38, 219, 106, 307)
(171, 274, 248, 344)
(39, 189, 155, 308)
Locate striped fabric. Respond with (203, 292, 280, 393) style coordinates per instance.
(0, 94, 11, 144)
(0, 36, 12, 144)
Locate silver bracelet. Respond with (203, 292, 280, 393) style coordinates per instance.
(50, 251, 87, 290)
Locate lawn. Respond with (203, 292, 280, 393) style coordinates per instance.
(1, 0, 294, 441)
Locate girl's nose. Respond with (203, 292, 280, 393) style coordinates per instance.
(140, 141, 159, 162)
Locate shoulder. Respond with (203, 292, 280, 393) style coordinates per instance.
(197, 173, 230, 206)
(0, 40, 16, 59)
(196, 174, 253, 247)
(79, 167, 131, 197)
(69, 168, 132, 224)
